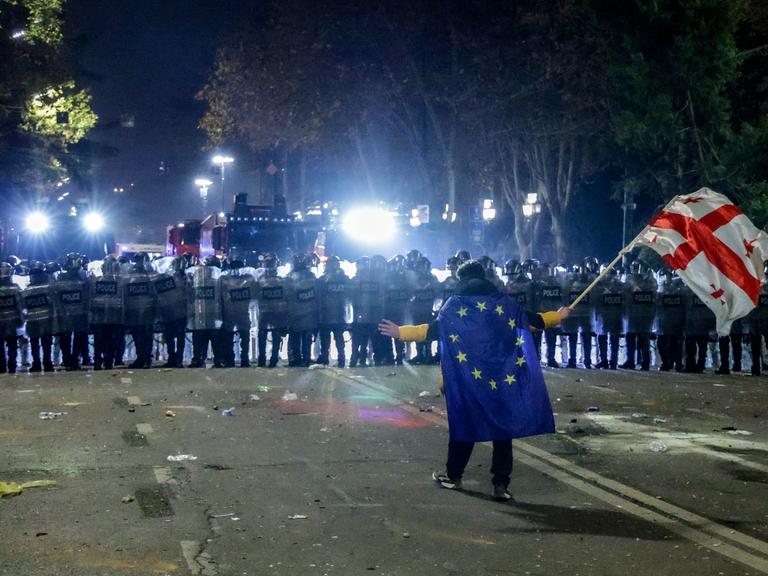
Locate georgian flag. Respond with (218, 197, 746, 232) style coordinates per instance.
(635, 188, 768, 336)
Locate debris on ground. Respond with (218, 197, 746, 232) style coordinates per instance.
(419, 406, 434, 412)
(418, 391, 431, 397)
(575, 378, 584, 382)
(288, 514, 308, 520)
(164, 409, 176, 418)
(725, 429, 753, 436)
(222, 407, 236, 416)
(586, 406, 599, 412)
(653, 417, 668, 424)
(308, 364, 326, 370)
(248, 394, 261, 402)
(167, 454, 198, 462)
(282, 391, 298, 401)
(256, 385, 271, 393)
(210, 512, 236, 518)
(38, 411, 66, 420)
(648, 440, 668, 453)
(0, 480, 57, 498)
(121, 495, 135, 503)
(386, 372, 397, 377)
(631, 413, 649, 419)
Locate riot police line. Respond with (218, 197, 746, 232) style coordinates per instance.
(2, 249, 768, 375)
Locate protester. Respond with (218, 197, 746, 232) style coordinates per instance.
(378, 260, 570, 501)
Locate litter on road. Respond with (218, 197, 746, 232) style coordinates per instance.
(648, 440, 668, 453)
(0, 480, 57, 499)
(288, 514, 308, 520)
(282, 391, 298, 401)
(38, 411, 66, 420)
(164, 409, 176, 417)
(167, 454, 198, 462)
(256, 385, 271, 393)
(222, 407, 236, 416)
(249, 394, 261, 401)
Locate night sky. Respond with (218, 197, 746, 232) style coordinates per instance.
(67, 0, 247, 239)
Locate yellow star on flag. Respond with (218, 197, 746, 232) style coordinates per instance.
(471, 367, 482, 380)
(516, 336, 524, 346)
(495, 305, 504, 316)
(457, 306, 468, 318)
(489, 379, 497, 390)
(507, 318, 516, 329)
(505, 374, 516, 385)
(456, 351, 467, 363)
(516, 356, 526, 366)
(476, 301, 487, 312)
(449, 334, 459, 343)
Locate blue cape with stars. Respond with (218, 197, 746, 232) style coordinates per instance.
(438, 293, 555, 442)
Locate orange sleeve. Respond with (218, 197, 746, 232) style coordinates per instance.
(399, 324, 429, 342)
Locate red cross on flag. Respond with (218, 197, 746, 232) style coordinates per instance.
(635, 188, 768, 336)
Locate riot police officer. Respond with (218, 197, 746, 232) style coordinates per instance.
(504, 259, 534, 308)
(124, 252, 157, 369)
(562, 259, 597, 368)
(350, 256, 384, 367)
(189, 255, 223, 368)
(748, 263, 768, 376)
(383, 255, 410, 365)
(55, 253, 89, 371)
(23, 261, 55, 373)
(220, 258, 255, 368)
(255, 253, 289, 368)
(534, 264, 565, 367)
(0, 262, 23, 374)
(408, 256, 439, 364)
(622, 260, 657, 371)
(478, 255, 505, 291)
(89, 256, 124, 370)
(656, 268, 685, 372)
(317, 255, 350, 367)
(287, 253, 318, 367)
(594, 265, 624, 369)
(441, 256, 460, 306)
(683, 285, 715, 373)
(152, 256, 189, 368)
(455, 249, 471, 267)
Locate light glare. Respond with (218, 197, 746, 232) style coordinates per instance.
(83, 212, 105, 232)
(342, 207, 396, 244)
(25, 211, 50, 234)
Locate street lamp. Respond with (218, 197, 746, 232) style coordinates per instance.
(212, 155, 234, 213)
(482, 198, 496, 221)
(522, 192, 542, 259)
(195, 178, 213, 214)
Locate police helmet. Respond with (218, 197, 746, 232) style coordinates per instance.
(81, 255, 91, 270)
(371, 255, 387, 272)
(388, 254, 406, 272)
(46, 261, 60, 274)
(478, 255, 495, 272)
(355, 256, 371, 273)
(416, 256, 431, 273)
(292, 253, 307, 271)
(405, 249, 422, 268)
(630, 259, 645, 275)
(503, 259, 522, 277)
(446, 256, 460, 272)
(0, 262, 12, 279)
(203, 255, 221, 268)
(455, 249, 471, 264)
(521, 259, 540, 274)
(132, 251, 150, 267)
(102, 256, 120, 276)
(170, 256, 187, 274)
(29, 260, 46, 274)
(229, 258, 245, 270)
(65, 252, 82, 272)
(582, 256, 600, 275)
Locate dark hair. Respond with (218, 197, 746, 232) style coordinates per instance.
(457, 260, 485, 281)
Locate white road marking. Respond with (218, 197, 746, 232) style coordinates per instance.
(121, 377, 132, 384)
(136, 423, 153, 435)
(126, 395, 142, 406)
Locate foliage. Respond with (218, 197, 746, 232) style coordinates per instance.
(21, 80, 97, 144)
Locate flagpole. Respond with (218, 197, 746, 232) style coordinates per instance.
(568, 226, 650, 310)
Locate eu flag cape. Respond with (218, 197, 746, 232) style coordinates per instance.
(438, 293, 555, 442)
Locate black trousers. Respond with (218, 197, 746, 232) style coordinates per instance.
(597, 333, 620, 368)
(220, 325, 250, 367)
(657, 334, 684, 371)
(532, 331, 543, 360)
(257, 328, 285, 366)
(446, 439, 513, 488)
(93, 324, 121, 369)
(30, 335, 54, 370)
(163, 319, 187, 367)
(685, 335, 708, 372)
(77, 331, 91, 365)
(288, 330, 313, 366)
(129, 325, 154, 367)
(545, 331, 559, 364)
(113, 327, 126, 365)
(565, 330, 593, 367)
(0, 336, 18, 373)
(718, 335, 743, 372)
(58, 331, 84, 370)
(318, 324, 347, 365)
(350, 323, 379, 366)
(192, 329, 220, 366)
(749, 333, 766, 375)
(624, 332, 651, 369)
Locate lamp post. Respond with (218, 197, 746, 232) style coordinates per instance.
(195, 178, 213, 215)
(522, 192, 542, 259)
(212, 155, 234, 213)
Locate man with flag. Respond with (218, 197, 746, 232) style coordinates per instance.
(378, 260, 570, 501)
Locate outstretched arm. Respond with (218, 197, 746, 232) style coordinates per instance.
(378, 320, 431, 342)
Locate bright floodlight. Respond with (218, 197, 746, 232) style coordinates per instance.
(342, 206, 396, 244)
(195, 178, 213, 187)
(25, 211, 50, 234)
(212, 155, 234, 165)
(83, 212, 105, 232)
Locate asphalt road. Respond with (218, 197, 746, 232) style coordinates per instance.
(1, 363, 767, 575)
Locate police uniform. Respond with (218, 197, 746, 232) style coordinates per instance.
(350, 257, 385, 367)
(220, 264, 255, 367)
(562, 267, 595, 368)
(622, 267, 657, 370)
(124, 256, 157, 369)
(317, 258, 350, 367)
(408, 258, 439, 364)
(504, 263, 536, 358)
(533, 268, 564, 367)
(153, 260, 189, 368)
(287, 258, 319, 367)
(90, 258, 124, 370)
(594, 271, 624, 369)
(0, 263, 23, 374)
(382, 258, 410, 365)
(256, 260, 289, 368)
(747, 281, 768, 376)
(54, 257, 90, 371)
(188, 260, 223, 368)
(656, 274, 685, 372)
(23, 264, 55, 372)
(683, 286, 715, 373)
